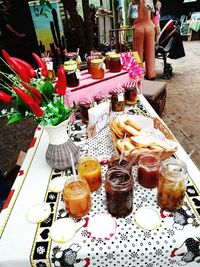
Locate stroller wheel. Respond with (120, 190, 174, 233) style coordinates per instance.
(163, 63, 173, 79)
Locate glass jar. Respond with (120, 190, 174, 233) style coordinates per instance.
(109, 54, 122, 73)
(65, 52, 80, 68)
(110, 87, 125, 112)
(78, 98, 93, 124)
(138, 154, 161, 188)
(64, 59, 77, 68)
(157, 158, 188, 211)
(90, 59, 105, 79)
(63, 177, 91, 218)
(42, 57, 55, 81)
(105, 51, 116, 69)
(64, 65, 80, 87)
(77, 155, 102, 192)
(105, 166, 133, 217)
(124, 81, 138, 105)
(94, 92, 107, 105)
(86, 55, 101, 74)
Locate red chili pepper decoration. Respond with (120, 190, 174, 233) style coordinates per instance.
(32, 52, 48, 77)
(21, 82, 42, 105)
(54, 65, 66, 96)
(12, 57, 36, 78)
(0, 91, 12, 104)
(1, 49, 12, 65)
(12, 85, 43, 117)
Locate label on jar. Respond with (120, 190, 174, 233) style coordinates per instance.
(118, 93, 124, 102)
(47, 61, 53, 70)
(101, 62, 106, 71)
(75, 69, 81, 79)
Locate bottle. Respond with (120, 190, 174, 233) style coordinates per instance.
(109, 86, 125, 112)
(90, 59, 105, 79)
(124, 81, 138, 105)
(64, 65, 80, 87)
(78, 98, 93, 124)
(109, 54, 122, 73)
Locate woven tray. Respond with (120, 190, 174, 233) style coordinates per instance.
(110, 116, 177, 161)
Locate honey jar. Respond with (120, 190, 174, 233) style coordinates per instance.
(78, 98, 93, 124)
(109, 54, 122, 73)
(64, 65, 80, 88)
(86, 55, 101, 74)
(124, 81, 138, 105)
(109, 86, 125, 112)
(105, 51, 117, 69)
(90, 59, 105, 79)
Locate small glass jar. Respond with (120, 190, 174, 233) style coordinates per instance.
(78, 98, 93, 124)
(110, 86, 125, 112)
(63, 177, 91, 218)
(64, 59, 77, 68)
(124, 81, 138, 105)
(42, 57, 55, 81)
(64, 65, 80, 87)
(78, 155, 102, 192)
(157, 158, 188, 211)
(109, 54, 122, 73)
(105, 166, 133, 217)
(138, 154, 161, 188)
(105, 51, 116, 69)
(94, 92, 107, 105)
(86, 55, 101, 74)
(65, 52, 80, 68)
(90, 59, 105, 79)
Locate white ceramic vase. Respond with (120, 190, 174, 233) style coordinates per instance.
(44, 120, 80, 170)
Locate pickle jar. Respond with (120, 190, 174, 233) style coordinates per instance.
(124, 81, 138, 105)
(94, 92, 107, 105)
(64, 65, 80, 88)
(105, 166, 133, 217)
(90, 59, 105, 79)
(78, 98, 93, 124)
(157, 158, 188, 211)
(109, 54, 122, 73)
(105, 51, 116, 69)
(109, 86, 125, 112)
(138, 154, 161, 188)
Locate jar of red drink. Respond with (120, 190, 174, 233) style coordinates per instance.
(90, 59, 105, 79)
(109, 86, 125, 112)
(157, 158, 188, 211)
(94, 92, 107, 105)
(124, 81, 138, 105)
(105, 166, 133, 217)
(109, 54, 122, 73)
(78, 98, 93, 124)
(64, 65, 80, 87)
(138, 154, 161, 188)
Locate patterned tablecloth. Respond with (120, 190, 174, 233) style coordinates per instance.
(0, 95, 200, 267)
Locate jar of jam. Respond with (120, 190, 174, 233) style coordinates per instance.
(91, 51, 102, 57)
(109, 54, 122, 73)
(94, 92, 107, 105)
(105, 51, 116, 69)
(124, 81, 138, 105)
(105, 166, 133, 217)
(90, 59, 105, 79)
(78, 98, 93, 124)
(157, 158, 188, 211)
(64, 59, 77, 68)
(64, 65, 80, 87)
(86, 55, 101, 74)
(110, 86, 125, 112)
(138, 154, 161, 188)
(42, 56, 55, 81)
(65, 52, 81, 68)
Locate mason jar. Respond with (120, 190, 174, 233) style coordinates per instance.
(90, 59, 105, 79)
(109, 86, 125, 112)
(78, 98, 93, 124)
(64, 65, 80, 87)
(124, 81, 138, 105)
(109, 54, 122, 73)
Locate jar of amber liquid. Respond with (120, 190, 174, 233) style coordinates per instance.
(78, 155, 102, 192)
(110, 87, 125, 112)
(64, 65, 80, 87)
(105, 51, 116, 69)
(124, 81, 138, 105)
(109, 54, 122, 73)
(138, 155, 161, 188)
(87, 55, 102, 74)
(157, 158, 188, 211)
(105, 167, 133, 217)
(79, 98, 93, 124)
(63, 177, 91, 218)
(90, 59, 105, 79)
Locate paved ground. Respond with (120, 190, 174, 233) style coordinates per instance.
(0, 40, 200, 175)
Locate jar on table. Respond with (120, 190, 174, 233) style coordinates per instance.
(124, 81, 138, 105)
(105, 166, 133, 217)
(90, 59, 105, 79)
(94, 92, 107, 105)
(157, 158, 188, 211)
(86, 55, 101, 74)
(109, 86, 125, 112)
(65, 52, 81, 68)
(109, 54, 122, 73)
(42, 56, 55, 81)
(78, 98, 93, 124)
(138, 154, 161, 188)
(64, 65, 80, 88)
(105, 51, 116, 69)
(64, 59, 77, 68)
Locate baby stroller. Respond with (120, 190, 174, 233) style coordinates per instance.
(155, 19, 183, 79)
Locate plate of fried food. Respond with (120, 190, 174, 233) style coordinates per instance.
(109, 114, 178, 160)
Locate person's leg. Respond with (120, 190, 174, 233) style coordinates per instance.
(133, 23, 144, 64)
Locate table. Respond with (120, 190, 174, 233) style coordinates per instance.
(0, 94, 200, 267)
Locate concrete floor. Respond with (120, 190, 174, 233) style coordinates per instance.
(0, 40, 200, 174)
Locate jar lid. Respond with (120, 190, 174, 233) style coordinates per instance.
(109, 53, 120, 59)
(91, 51, 102, 56)
(78, 98, 93, 105)
(106, 51, 116, 56)
(94, 92, 107, 101)
(66, 52, 77, 57)
(64, 60, 77, 66)
(41, 56, 52, 62)
(64, 64, 77, 71)
(90, 58, 103, 64)
(123, 81, 137, 89)
(87, 55, 101, 61)
(110, 86, 125, 95)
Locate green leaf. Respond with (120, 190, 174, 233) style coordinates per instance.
(40, 7, 44, 15)
(6, 114, 23, 125)
(41, 82, 54, 100)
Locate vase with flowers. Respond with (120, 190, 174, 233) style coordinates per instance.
(0, 50, 79, 170)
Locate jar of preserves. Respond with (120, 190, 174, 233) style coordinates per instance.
(64, 65, 80, 88)
(90, 59, 105, 79)
(42, 56, 55, 81)
(65, 52, 81, 68)
(78, 155, 102, 192)
(94, 92, 107, 105)
(63, 177, 91, 218)
(138, 154, 161, 188)
(78, 98, 93, 124)
(105, 166, 133, 217)
(86, 55, 101, 74)
(105, 51, 116, 69)
(124, 81, 138, 105)
(64, 59, 77, 68)
(109, 54, 122, 73)
(157, 158, 188, 211)
(110, 86, 125, 112)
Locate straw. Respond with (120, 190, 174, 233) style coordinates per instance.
(119, 133, 126, 165)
